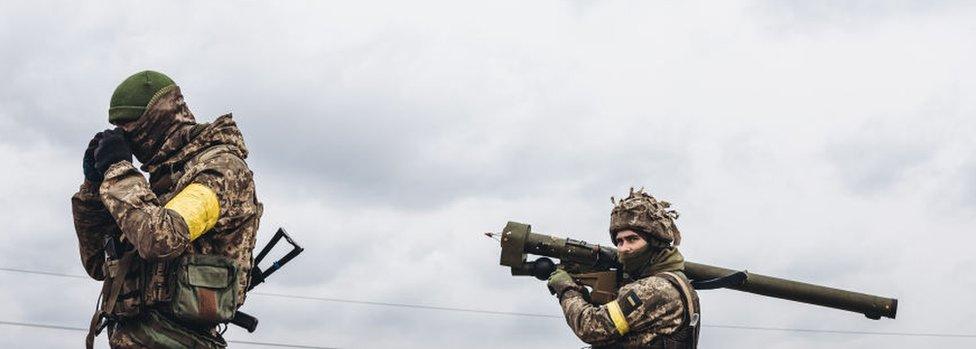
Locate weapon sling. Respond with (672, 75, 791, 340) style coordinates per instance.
(86, 250, 136, 349)
(658, 272, 700, 349)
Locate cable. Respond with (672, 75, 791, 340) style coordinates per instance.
(250, 291, 561, 319)
(0, 320, 338, 349)
(1, 266, 558, 318)
(0, 319, 86, 331)
(3, 266, 976, 339)
(706, 324, 976, 338)
(0, 267, 88, 279)
(228, 340, 337, 349)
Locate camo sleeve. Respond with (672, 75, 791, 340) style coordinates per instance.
(558, 288, 620, 345)
(178, 150, 261, 305)
(183, 152, 258, 237)
(70, 180, 116, 280)
(99, 161, 190, 261)
(558, 276, 685, 346)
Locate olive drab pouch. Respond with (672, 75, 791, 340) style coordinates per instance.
(169, 254, 239, 326)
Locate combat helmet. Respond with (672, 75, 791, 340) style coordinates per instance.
(609, 187, 681, 246)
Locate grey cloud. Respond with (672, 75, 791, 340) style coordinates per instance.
(233, 77, 695, 209)
(749, 0, 966, 34)
(825, 139, 931, 196)
(958, 159, 976, 207)
(4, 1, 976, 348)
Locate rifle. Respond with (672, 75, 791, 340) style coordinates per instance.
(489, 221, 897, 320)
(230, 228, 305, 332)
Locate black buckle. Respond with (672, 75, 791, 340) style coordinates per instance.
(691, 271, 747, 290)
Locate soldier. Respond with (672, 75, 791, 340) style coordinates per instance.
(72, 70, 262, 348)
(547, 188, 700, 348)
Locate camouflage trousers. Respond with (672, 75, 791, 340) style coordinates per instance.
(107, 310, 226, 349)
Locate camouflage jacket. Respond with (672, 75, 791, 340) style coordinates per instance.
(72, 113, 262, 309)
(558, 272, 698, 348)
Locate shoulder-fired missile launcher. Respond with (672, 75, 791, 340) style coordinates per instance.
(491, 221, 896, 320)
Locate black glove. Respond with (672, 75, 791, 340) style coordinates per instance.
(83, 131, 106, 182)
(93, 128, 133, 176)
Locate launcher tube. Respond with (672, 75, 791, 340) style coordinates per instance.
(684, 262, 896, 319)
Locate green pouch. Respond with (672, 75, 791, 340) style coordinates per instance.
(170, 254, 238, 326)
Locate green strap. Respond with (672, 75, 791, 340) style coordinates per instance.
(85, 251, 136, 348)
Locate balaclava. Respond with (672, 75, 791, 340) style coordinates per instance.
(108, 71, 201, 167)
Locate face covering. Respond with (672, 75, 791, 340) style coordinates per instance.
(619, 244, 685, 277)
(118, 85, 197, 166)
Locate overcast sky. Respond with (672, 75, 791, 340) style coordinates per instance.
(1, 1, 975, 348)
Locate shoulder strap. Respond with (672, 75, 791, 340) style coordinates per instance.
(85, 250, 137, 349)
(657, 272, 699, 328)
(657, 271, 700, 348)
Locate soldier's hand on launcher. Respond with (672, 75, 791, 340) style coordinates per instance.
(547, 268, 578, 297)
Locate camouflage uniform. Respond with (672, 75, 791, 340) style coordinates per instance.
(72, 86, 262, 348)
(557, 270, 699, 348)
(554, 188, 700, 349)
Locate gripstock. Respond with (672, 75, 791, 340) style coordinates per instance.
(231, 228, 305, 332)
(492, 221, 896, 320)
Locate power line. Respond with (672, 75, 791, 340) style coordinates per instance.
(1, 266, 559, 318)
(250, 291, 561, 319)
(246, 292, 976, 339)
(0, 319, 87, 332)
(226, 340, 337, 349)
(706, 324, 976, 338)
(0, 320, 338, 349)
(0, 267, 88, 279)
(3, 266, 976, 339)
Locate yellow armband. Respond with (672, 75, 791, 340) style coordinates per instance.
(606, 300, 631, 335)
(164, 183, 220, 241)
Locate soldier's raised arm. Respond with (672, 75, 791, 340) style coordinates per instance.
(97, 154, 193, 261)
(71, 132, 114, 280)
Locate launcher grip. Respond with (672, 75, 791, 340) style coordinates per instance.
(230, 311, 258, 333)
(571, 271, 619, 304)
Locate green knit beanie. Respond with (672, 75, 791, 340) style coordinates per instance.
(108, 70, 176, 124)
